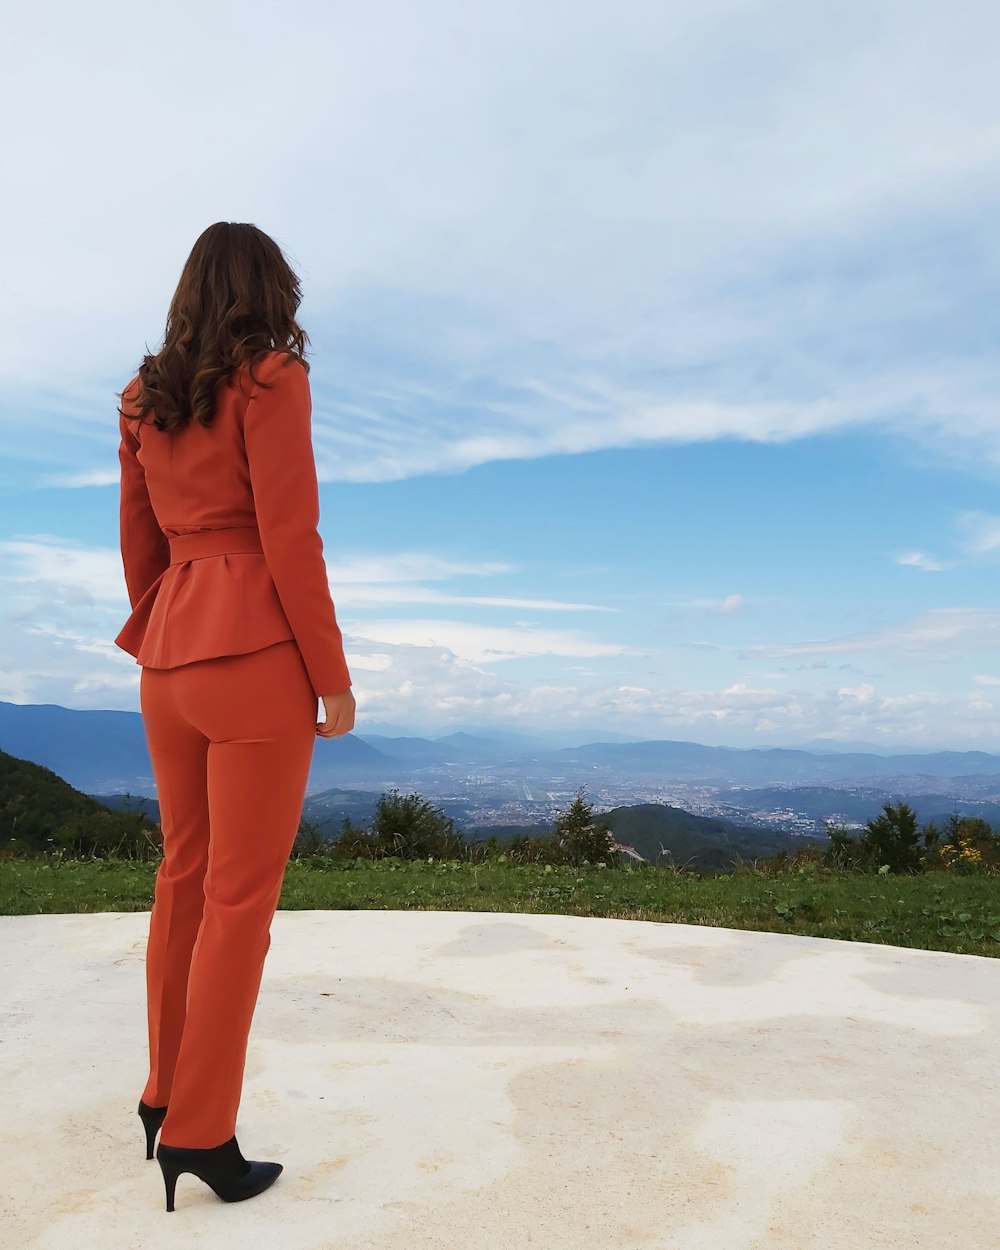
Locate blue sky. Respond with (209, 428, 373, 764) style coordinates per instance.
(1, 0, 999, 750)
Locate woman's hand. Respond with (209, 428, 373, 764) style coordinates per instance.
(316, 688, 356, 738)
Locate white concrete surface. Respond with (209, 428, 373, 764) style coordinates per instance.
(1, 908, 998, 1249)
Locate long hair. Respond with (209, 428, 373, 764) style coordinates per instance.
(117, 222, 310, 432)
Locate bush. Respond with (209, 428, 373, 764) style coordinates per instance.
(923, 814, 1000, 874)
(821, 803, 997, 875)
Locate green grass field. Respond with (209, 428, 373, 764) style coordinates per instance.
(1, 855, 997, 957)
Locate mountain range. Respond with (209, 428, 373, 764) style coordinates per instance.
(2, 700, 998, 795)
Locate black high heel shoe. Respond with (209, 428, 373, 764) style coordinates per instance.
(137, 1099, 168, 1160)
(156, 1136, 283, 1211)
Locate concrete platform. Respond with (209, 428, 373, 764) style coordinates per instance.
(1, 908, 998, 1248)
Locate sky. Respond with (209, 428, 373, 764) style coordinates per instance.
(2, 0, 1000, 751)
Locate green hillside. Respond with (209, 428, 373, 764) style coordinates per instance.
(604, 802, 802, 872)
(0, 748, 158, 857)
(467, 803, 801, 874)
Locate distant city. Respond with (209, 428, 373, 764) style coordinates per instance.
(311, 732, 1000, 837)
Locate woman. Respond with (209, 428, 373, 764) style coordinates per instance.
(115, 221, 356, 1211)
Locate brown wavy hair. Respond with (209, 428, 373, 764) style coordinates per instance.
(117, 222, 310, 432)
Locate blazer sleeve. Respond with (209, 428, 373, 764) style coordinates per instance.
(118, 410, 170, 610)
(242, 353, 353, 698)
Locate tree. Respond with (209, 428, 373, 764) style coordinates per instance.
(823, 822, 862, 870)
(859, 801, 922, 874)
(554, 787, 617, 866)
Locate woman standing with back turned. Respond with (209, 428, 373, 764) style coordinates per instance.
(114, 221, 356, 1211)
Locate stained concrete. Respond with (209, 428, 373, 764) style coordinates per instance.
(1, 908, 998, 1248)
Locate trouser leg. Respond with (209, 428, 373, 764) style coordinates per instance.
(139, 665, 210, 1108)
(157, 640, 317, 1149)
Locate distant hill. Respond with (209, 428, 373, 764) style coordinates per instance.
(555, 739, 1000, 784)
(96, 790, 162, 818)
(800, 738, 902, 756)
(0, 701, 158, 795)
(0, 699, 398, 794)
(353, 732, 501, 765)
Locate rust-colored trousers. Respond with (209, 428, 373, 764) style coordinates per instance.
(138, 638, 317, 1149)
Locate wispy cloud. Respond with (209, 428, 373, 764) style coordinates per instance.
(741, 608, 1000, 662)
(352, 618, 627, 663)
(896, 510, 1000, 573)
(666, 593, 746, 614)
(0, 537, 616, 617)
(42, 468, 119, 489)
(329, 553, 515, 582)
(297, 361, 1000, 485)
(4, 3, 1000, 749)
(5, 3, 1000, 486)
(338, 585, 618, 612)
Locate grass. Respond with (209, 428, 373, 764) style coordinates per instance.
(1, 855, 998, 957)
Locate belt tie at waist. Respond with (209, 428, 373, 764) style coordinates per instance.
(168, 526, 265, 565)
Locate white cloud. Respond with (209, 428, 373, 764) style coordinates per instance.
(837, 682, 876, 705)
(0, 560, 996, 748)
(897, 551, 948, 572)
(46, 468, 118, 489)
(956, 510, 1000, 555)
(722, 681, 779, 700)
(4, 3, 1000, 754)
(896, 510, 1000, 574)
(0, 537, 124, 604)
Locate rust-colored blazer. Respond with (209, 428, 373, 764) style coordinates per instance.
(114, 349, 352, 698)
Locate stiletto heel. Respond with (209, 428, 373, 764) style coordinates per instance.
(137, 1099, 168, 1160)
(160, 1157, 181, 1212)
(155, 1136, 282, 1211)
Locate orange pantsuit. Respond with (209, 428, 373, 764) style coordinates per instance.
(115, 350, 352, 1149)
